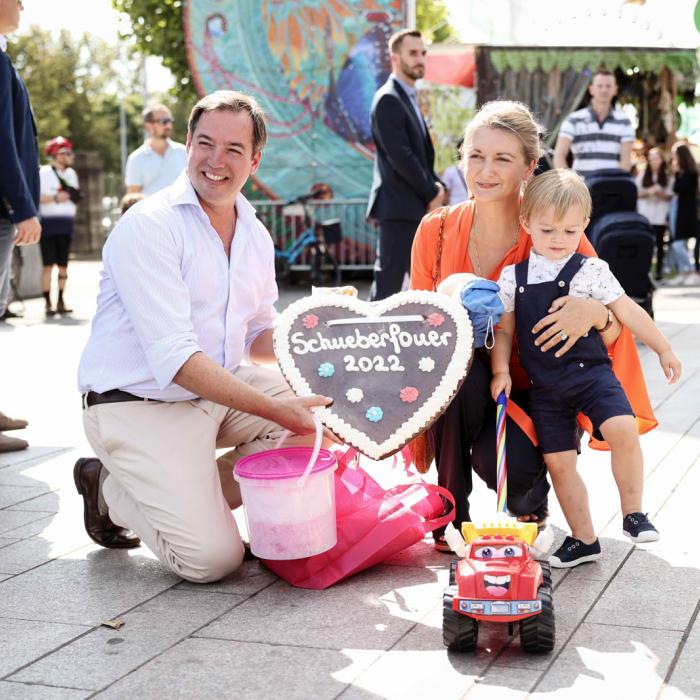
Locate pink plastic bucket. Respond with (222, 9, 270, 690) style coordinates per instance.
(234, 417, 337, 560)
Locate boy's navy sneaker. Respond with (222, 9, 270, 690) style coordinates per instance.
(623, 512, 660, 543)
(549, 536, 601, 568)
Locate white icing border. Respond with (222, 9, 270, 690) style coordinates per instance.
(273, 290, 474, 460)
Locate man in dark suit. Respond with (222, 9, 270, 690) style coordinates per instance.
(367, 29, 444, 301)
(0, 0, 41, 453)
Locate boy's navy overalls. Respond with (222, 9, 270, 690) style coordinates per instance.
(514, 253, 633, 454)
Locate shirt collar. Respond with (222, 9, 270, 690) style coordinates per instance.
(530, 249, 575, 268)
(169, 171, 258, 224)
(0, 36, 8, 53)
(587, 104, 613, 123)
(144, 137, 177, 154)
(392, 74, 417, 99)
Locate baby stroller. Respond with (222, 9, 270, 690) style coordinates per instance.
(586, 169, 656, 317)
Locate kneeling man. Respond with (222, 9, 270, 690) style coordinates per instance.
(76, 90, 329, 582)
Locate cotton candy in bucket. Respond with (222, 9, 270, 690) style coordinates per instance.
(233, 415, 337, 560)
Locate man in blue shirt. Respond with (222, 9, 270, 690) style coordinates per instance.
(0, 0, 40, 453)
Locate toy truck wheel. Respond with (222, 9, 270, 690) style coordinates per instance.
(519, 582, 555, 654)
(443, 586, 478, 652)
(540, 561, 552, 588)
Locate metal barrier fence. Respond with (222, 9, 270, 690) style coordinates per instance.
(252, 199, 377, 270)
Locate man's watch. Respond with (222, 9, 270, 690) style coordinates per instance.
(596, 308, 614, 333)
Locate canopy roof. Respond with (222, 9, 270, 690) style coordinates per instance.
(487, 46, 699, 79)
(424, 44, 699, 89)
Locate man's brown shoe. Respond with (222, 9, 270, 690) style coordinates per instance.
(73, 458, 141, 549)
(0, 411, 28, 431)
(0, 434, 28, 453)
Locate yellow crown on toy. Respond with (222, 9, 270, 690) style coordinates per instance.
(461, 521, 538, 546)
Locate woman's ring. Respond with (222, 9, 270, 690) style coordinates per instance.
(560, 331, 568, 341)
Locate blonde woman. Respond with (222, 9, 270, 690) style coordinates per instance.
(409, 101, 655, 551)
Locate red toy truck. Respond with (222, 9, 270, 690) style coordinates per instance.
(443, 522, 555, 654)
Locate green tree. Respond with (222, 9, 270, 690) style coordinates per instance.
(9, 27, 144, 175)
(112, 0, 197, 106)
(416, 0, 458, 44)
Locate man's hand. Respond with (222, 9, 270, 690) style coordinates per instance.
(427, 183, 445, 212)
(55, 191, 71, 203)
(14, 217, 41, 245)
(271, 394, 333, 435)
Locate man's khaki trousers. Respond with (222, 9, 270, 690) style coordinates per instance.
(83, 366, 313, 583)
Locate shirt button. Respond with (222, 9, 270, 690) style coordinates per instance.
(579, 362, 584, 368)
(558, 280, 566, 288)
(518, 286, 524, 293)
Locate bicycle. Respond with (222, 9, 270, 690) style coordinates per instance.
(274, 192, 342, 287)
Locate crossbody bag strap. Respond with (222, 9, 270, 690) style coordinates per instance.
(51, 166, 70, 191)
(431, 206, 450, 291)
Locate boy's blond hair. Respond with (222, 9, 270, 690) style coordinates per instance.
(520, 169, 592, 223)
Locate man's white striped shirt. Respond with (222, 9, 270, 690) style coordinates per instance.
(559, 106, 634, 174)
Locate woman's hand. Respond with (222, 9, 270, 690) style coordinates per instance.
(532, 296, 605, 358)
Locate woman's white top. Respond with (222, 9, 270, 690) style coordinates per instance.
(635, 170, 673, 226)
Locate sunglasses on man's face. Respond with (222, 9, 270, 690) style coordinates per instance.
(150, 117, 173, 125)
(58, 150, 73, 156)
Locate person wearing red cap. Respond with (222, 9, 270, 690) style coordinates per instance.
(39, 136, 80, 315)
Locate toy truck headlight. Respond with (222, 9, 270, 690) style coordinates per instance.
(459, 601, 485, 613)
(517, 601, 541, 613)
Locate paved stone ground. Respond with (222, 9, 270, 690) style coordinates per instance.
(0, 261, 698, 699)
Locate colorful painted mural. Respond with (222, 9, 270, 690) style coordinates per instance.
(184, 0, 406, 201)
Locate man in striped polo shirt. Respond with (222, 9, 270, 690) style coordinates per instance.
(554, 69, 634, 175)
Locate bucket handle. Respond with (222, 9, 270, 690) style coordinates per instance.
(274, 413, 324, 487)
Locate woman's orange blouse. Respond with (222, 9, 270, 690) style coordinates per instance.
(410, 201, 657, 449)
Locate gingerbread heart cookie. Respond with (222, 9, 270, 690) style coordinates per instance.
(274, 291, 474, 459)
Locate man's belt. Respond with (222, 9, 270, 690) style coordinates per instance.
(82, 389, 160, 409)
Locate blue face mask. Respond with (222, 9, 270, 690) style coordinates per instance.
(459, 278, 504, 349)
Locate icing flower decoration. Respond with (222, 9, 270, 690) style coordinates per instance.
(426, 312, 445, 327)
(418, 357, 435, 372)
(366, 406, 383, 422)
(346, 387, 363, 403)
(302, 314, 319, 329)
(318, 362, 335, 378)
(399, 386, 419, 403)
